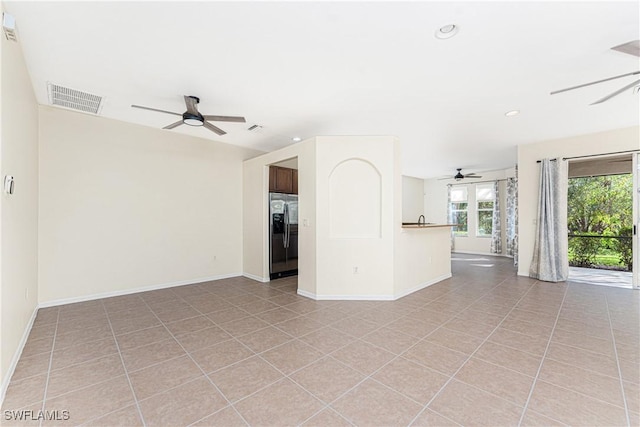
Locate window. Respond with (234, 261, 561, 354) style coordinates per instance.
(476, 183, 495, 236)
(450, 187, 468, 236)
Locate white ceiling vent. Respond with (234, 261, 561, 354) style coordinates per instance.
(47, 83, 103, 114)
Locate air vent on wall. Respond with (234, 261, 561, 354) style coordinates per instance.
(47, 83, 103, 114)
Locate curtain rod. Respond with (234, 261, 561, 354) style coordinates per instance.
(536, 149, 639, 163)
(448, 178, 510, 186)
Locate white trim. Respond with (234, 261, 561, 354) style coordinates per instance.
(297, 289, 395, 301)
(1, 306, 38, 406)
(38, 273, 242, 308)
(243, 272, 269, 283)
(453, 250, 513, 258)
(298, 273, 451, 301)
(393, 273, 452, 300)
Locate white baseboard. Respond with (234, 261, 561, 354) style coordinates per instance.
(243, 272, 269, 283)
(297, 273, 452, 301)
(394, 273, 452, 299)
(1, 306, 38, 407)
(38, 273, 242, 308)
(453, 250, 513, 258)
(297, 289, 395, 301)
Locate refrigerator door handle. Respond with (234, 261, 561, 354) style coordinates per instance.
(283, 203, 289, 249)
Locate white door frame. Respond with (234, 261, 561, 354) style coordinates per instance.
(633, 153, 639, 289)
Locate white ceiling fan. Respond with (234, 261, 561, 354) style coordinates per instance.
(551, 40, 640, 105)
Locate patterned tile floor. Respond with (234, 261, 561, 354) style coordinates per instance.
(2, 254, 638, 426)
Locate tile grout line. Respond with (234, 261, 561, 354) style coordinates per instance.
(604, 293, 631, 427)
(101, 300, 148, 427)
(304, 275, 527, 426)
(516, 282, 570, 426)
(140, 294, 253, 426)
(407, 278, 541, 426)
(39, 307, 60, 427)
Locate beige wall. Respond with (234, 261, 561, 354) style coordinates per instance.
(402, 175, 424, 223)
(38, 107, 260, 304)
(394, 227, 451, 297)
(0, 25, 39, 395)
(245, 136, 449, 300)
(243, 141, 316, 295)
(517, 126, 640, 276)
(315, 136, 399, 298)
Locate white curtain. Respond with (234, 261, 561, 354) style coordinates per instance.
(530, 159, 568, 282)
(506, 176, 518, 266)
(490, 181, 502, 254)
(447, 185, 454, 250)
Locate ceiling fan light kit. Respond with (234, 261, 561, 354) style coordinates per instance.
(131, 95, 245, 136)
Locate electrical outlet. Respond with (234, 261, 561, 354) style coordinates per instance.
(353, 266, 359, 274)
(213, 255, 217, 261)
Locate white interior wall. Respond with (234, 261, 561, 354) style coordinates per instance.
(517, 126, 640, 276)
(242, 140, 316, 295)
(315, 136, 399, 298)
(38, 107, 260, 304)
(0, 24, 39, 396)
(402, 175, 424, 223)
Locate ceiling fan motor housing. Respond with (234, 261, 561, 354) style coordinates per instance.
(183, 112, 204, 126)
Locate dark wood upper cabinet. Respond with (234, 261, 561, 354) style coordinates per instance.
(269, 166, 298, 194)
(292, 169, 298, 194)
(269, 167, 278, 192)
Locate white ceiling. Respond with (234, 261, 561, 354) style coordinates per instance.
(5, 1, 640, 178)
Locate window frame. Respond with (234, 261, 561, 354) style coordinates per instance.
(475, 184, 495, 237)
(450, 187, 469, 236)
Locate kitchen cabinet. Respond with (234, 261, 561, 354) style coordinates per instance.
(292, 169, 298, 194)
(269, 166, 298, 194)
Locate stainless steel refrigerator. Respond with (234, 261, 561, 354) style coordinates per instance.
(269, 193, 298, 279)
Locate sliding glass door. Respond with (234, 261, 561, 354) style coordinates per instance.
(634, 153, 639, 288)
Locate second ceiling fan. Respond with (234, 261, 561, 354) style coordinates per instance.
(439, 168, 483, 181)
(132, 95, 245, 135)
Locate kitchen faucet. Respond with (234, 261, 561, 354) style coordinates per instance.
(418, 215, 426, 226)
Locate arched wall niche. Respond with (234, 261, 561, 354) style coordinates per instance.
(328, 158, 382, 239)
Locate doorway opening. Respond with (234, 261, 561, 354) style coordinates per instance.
(268, 157, 299, 291)
(567, 154, 633, 288)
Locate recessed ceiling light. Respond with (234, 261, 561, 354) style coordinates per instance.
(292, 137, 302, 142)
(505, 110, 520, 117)
(435, 24, 459, 40)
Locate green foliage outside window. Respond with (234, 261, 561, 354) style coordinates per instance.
(567, 174, 632, 271)
(477, 201, 494, 236)
(451, 202, 468, 235)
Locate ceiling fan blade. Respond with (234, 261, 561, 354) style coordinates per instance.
(466, 176, 483, 179)
(611, 40, 640, 57)
(163, 120, 184, 130)
(437, 177, 453, 180)
(184, 95, 199, 115)
(203, 121, 227, 136)
(131, 105, 181, 116)
(590, 78, 640, 105)
(203, 115, 246, 123)
(465, 173, 480, 176)
(550, 71, 640, 95)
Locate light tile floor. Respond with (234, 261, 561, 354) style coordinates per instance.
(2, 255, 639, 426)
